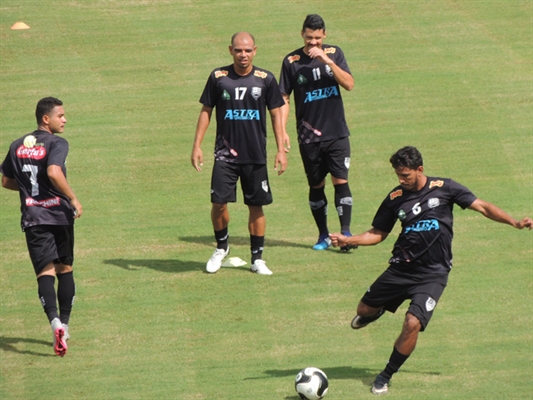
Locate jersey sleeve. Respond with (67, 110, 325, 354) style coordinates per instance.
(371, 196, 398, 233)
(333, 46, 351, 75)
(450, 179, 477, 209)
(199, 72, 217, 108)
(265, 74, 285, 110)
(47, 138, 69, 168)
(0, 149, 15, 178)
(278, 56, 293, 96)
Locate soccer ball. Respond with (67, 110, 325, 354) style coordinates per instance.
(294, 367, 329, 400)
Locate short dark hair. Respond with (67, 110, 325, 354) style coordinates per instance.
(390, 146, 423, 169)
(302, 14, 325, 31)
(36, 97, 63, 124)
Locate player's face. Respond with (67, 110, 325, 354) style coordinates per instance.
(395, 166, 424, 191)
(301, 28, 326, 54)
(229, 35, 256, 73)
(44, 106, 67, 134)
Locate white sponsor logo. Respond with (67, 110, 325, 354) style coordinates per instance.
(262, 180, 269, 192)
(344, 157, 350, 169)
(425, 297, 436, 312)
(325, 64, 333, 77)
(340, 197, 353, 206)
(428, 198, 440, 208)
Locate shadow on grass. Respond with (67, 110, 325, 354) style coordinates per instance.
(253, 365, 441, 397)
(103, 259, 205, 273)
(0, 336, 55, 357)
(180, 235, 310, 249)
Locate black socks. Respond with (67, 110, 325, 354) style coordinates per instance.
(309, 186, 328, 235)
(214, 227, 229, 251)
(334, 183, 352, 233)
(37, 275, 58, 323)
(381, 347, 410, 380)
(57, 271, 75, 325)
(250, 235, 264, 264)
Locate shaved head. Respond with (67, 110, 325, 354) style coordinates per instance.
(231, 32, 255, 46)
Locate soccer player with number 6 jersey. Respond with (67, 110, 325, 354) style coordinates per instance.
(330, 146, 532, 395)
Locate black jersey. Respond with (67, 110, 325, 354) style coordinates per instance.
(1, 130, 75, 229)
(372, 177, 477, 273)
(279, 45, 351, 144)
(199, 64, 285, 165)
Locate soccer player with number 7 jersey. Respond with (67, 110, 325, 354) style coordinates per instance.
(1, 97, 82, 357)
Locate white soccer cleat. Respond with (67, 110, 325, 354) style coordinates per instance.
(51, 317, 67, 357)
(206, 247, 230, 273)
(250, 259, 273, 275)
(63, 324, 70, 341)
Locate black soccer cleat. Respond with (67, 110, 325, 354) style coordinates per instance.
(351, 308, 385, 329)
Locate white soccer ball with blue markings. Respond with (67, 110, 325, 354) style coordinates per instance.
(295, 367, 329, 400)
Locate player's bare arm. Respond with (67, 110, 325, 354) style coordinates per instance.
(1, 175, 19, 191)
(307, 47, 354, 91)
(47, 165, 83, 218)
(269, 107, 288, 175)
(330, 227, 389, 248)
(468, 198, 532, 230)
(280, 94, 291, 152)
(191, 106, 213, 172)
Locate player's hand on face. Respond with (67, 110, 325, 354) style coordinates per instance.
(191, 148, 203, 172)
(307, 47, 329, 64)
(274, 151, 288, 175)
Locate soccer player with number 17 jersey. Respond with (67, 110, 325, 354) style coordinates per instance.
(191, 32, 288, 275)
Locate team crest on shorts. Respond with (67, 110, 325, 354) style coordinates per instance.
(251, 87, 262, 100)
(262, 180, 269, 192)
(344, 157, 350, 169)
(425, 297, 436, 312)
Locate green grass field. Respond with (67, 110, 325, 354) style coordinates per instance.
(1, 1, 532, 399)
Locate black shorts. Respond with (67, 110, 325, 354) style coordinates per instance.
(299, 137, 351, 187)
(211, 161, 273, 206)
(25, 225, 75, 275)
(361, 266, 448, 331)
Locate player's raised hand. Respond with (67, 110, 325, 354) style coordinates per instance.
(308, 47, 330, 64)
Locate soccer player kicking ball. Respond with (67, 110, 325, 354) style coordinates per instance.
(330, 146, 532, 395)
(1, 97, 82, 356)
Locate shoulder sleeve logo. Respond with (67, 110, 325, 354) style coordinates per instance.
(215, 70, 228, 78)
(254, 70, 267, 79)
(429, 180, 444, 189)
(390, 189, 403, 200)
(288, 55, 300, 63)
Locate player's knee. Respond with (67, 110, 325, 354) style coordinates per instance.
(357, 302, 379, 317)
(404, 312, 422, 333)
